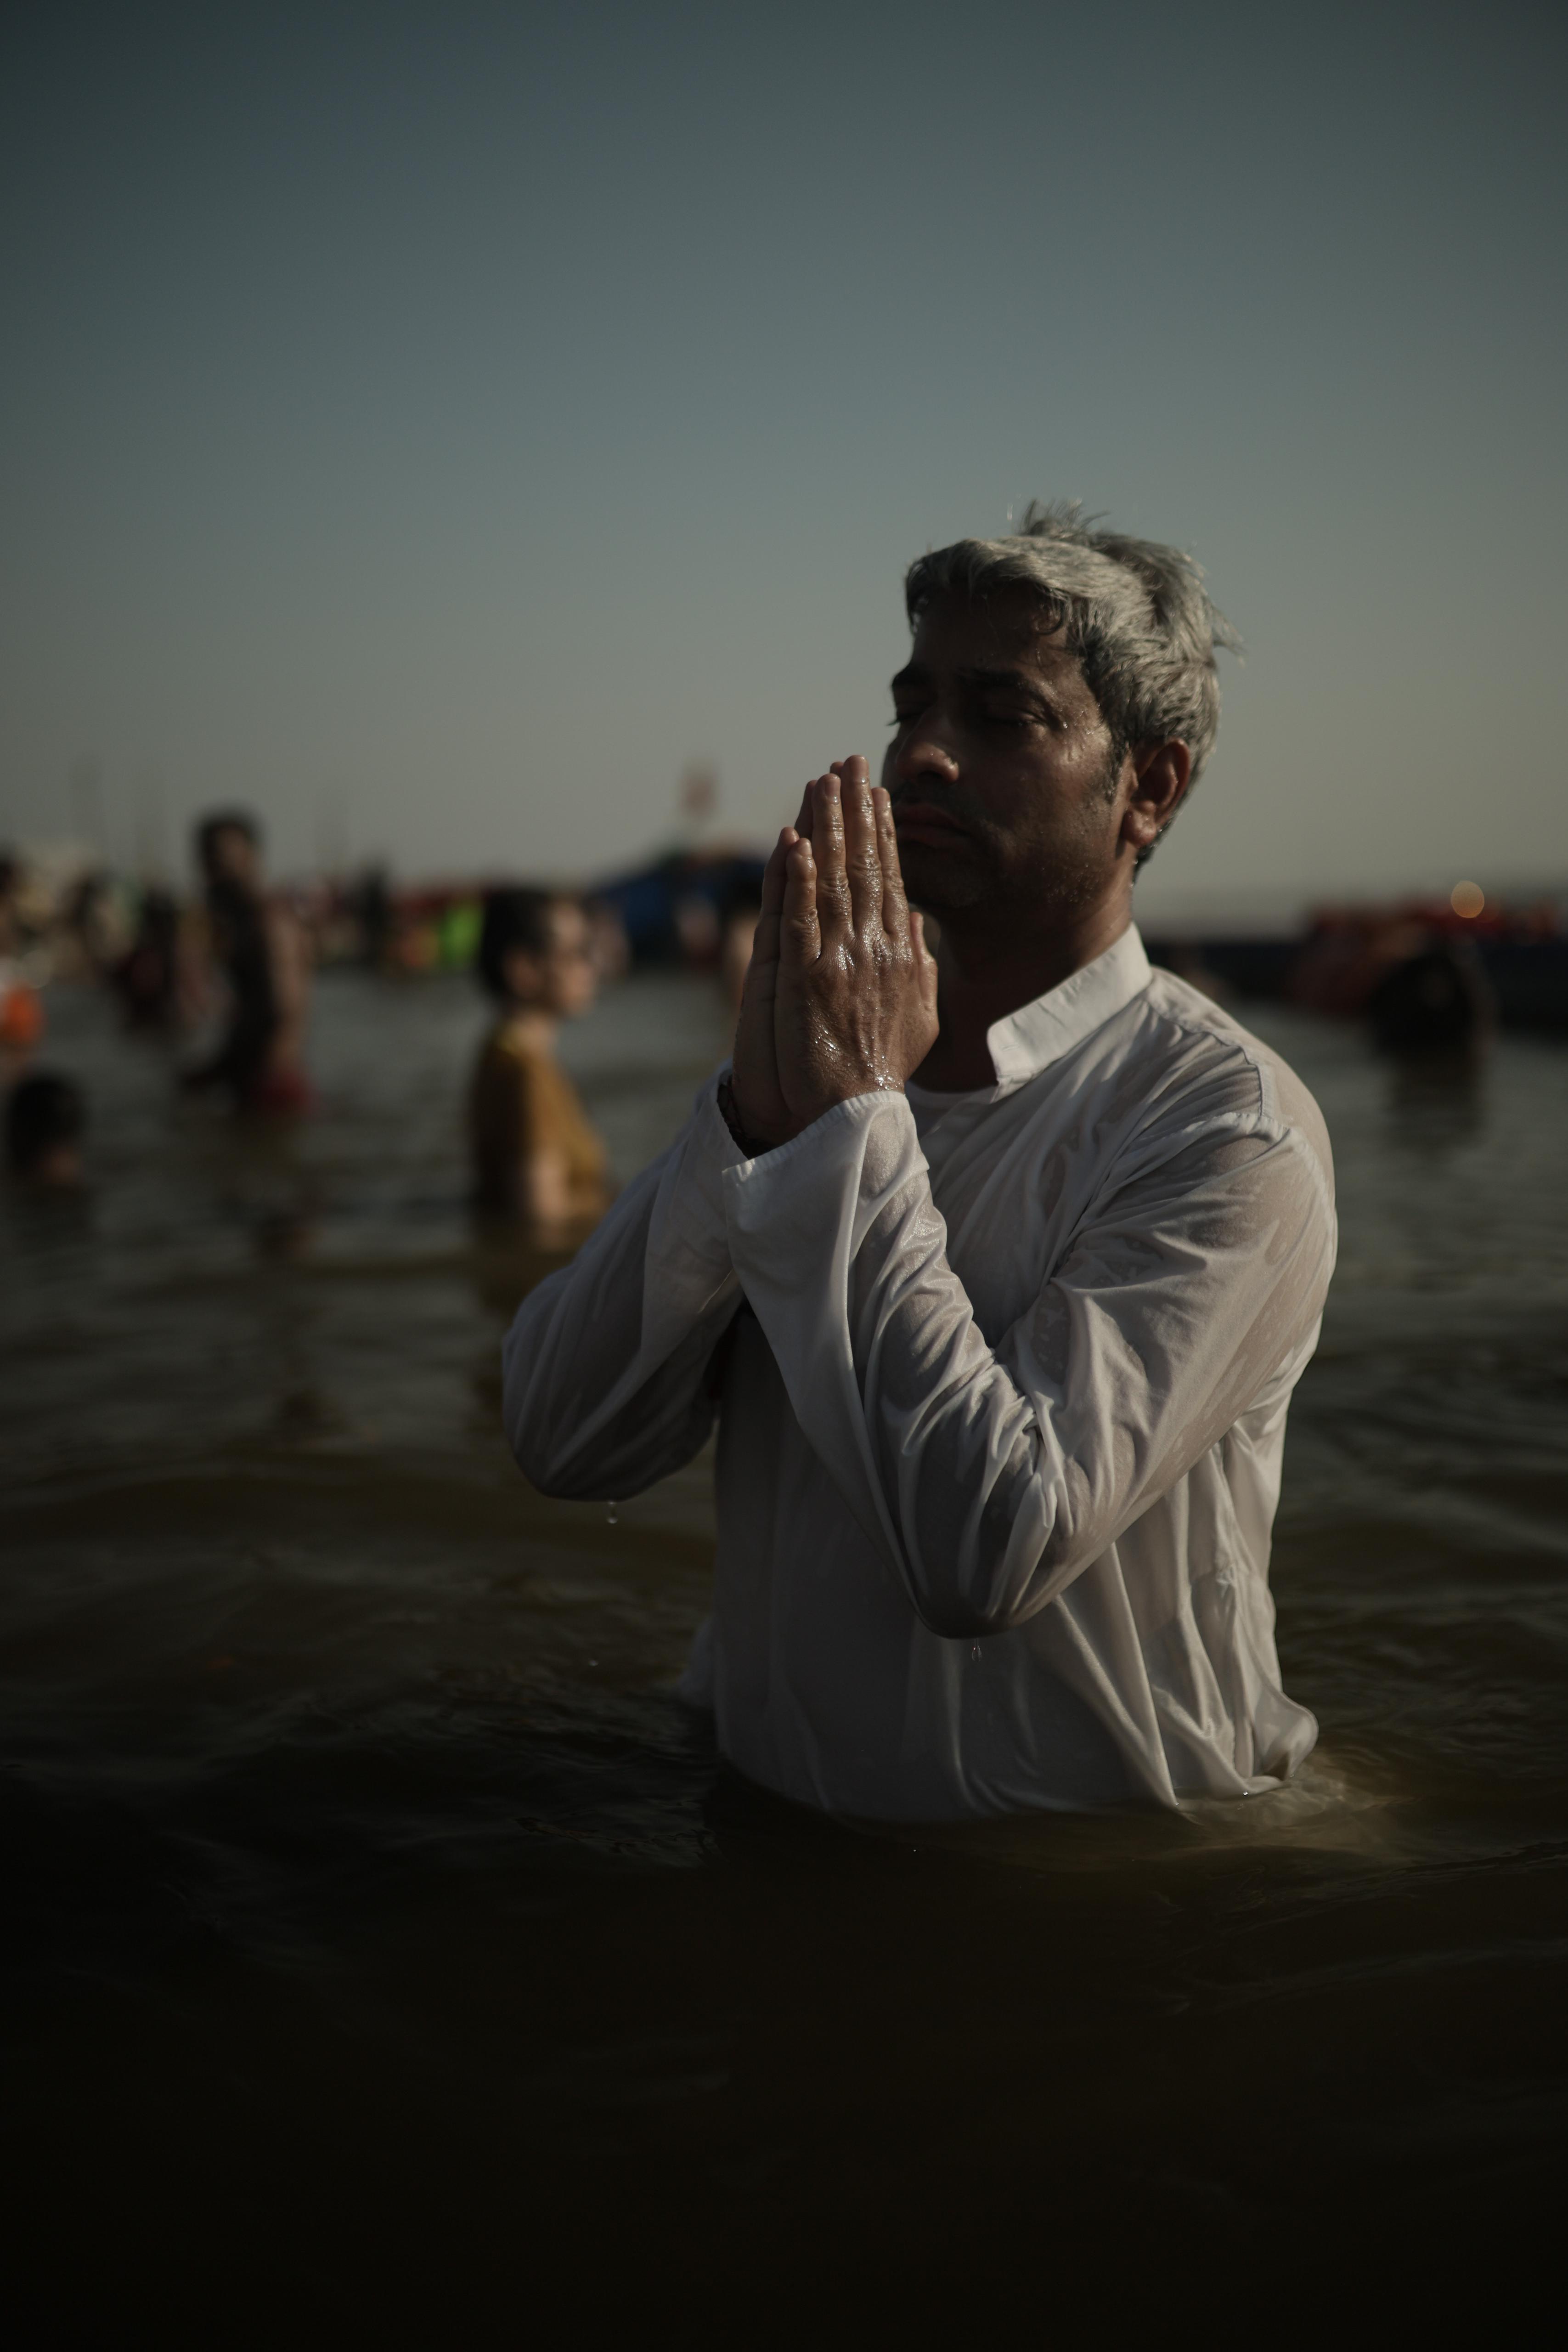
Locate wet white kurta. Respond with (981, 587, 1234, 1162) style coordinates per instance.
(503, 927, 1337, 1819)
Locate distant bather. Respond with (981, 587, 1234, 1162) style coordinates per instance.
(469, 887, 609, 1240)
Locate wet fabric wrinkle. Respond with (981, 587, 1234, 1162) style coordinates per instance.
(504, 927, 1337, 1818)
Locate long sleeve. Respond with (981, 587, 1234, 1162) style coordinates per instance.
(722, 1085, 1336, 1640)
(503, 1074, 746, 1498)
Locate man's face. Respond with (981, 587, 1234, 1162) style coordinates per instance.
(881, 588, 1128, 923)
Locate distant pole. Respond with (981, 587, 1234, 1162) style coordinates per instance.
(135, 773, 169, 882)
(70, 757, 104, 865)
(315, 786, 349, 880)
(678, 761, 718, 840)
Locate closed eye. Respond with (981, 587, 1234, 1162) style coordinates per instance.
(973, 697, 1055, 732)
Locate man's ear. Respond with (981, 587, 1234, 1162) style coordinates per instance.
(1120, 740, 1192, 858)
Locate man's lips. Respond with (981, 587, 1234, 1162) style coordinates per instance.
(891, 801, 971, 847)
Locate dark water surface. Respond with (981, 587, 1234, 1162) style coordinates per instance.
(5, 972, 1566, 2341)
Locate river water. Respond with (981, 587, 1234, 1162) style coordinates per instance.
(4, 970, 1566, 2340)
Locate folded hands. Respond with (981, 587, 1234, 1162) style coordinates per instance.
(728, 756, 939, 1151)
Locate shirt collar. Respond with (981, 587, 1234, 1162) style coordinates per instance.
(985, 922, 1152, 1091)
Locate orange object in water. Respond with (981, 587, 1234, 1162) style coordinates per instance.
(0, 984, 44, 1049)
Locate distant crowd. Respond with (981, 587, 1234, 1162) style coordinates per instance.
(1, 814, 764, 1244)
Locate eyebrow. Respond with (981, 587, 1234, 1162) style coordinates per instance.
(889, 663, 1054, 698)
(959, 667, 1049, 696)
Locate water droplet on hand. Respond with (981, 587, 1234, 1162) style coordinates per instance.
(970, 1643, 982, 1664)
(605, 1500, 619, 1526)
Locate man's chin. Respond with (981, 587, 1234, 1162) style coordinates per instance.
(897, 838, 987, 914)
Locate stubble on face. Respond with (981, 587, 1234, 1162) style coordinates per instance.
(882, 590, 1128, 933)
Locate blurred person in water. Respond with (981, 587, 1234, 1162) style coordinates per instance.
(504, 504, 1337, 1821)
(113, 887, 182, 1030)
(0, 852, 46, 1061)
(181, 813, 313, 1113)
(469, 887, 610, 1238)
(6, 1071, 86, 1189)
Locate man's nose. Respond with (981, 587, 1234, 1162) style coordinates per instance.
(889, 724, 960, 787)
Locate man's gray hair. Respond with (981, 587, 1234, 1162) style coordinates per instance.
(904, 501, 1241, 788)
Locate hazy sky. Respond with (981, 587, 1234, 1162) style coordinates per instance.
(3, 0, 1564, 912)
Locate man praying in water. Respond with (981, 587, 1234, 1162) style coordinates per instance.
(504, 506, 1336, 1816)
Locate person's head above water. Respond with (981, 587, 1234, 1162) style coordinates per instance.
(195, 810, 263, 895)
(887, 501, 1238, 952)
(6, 1071, 86, 1188)
(477, 888, 598, 1022)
